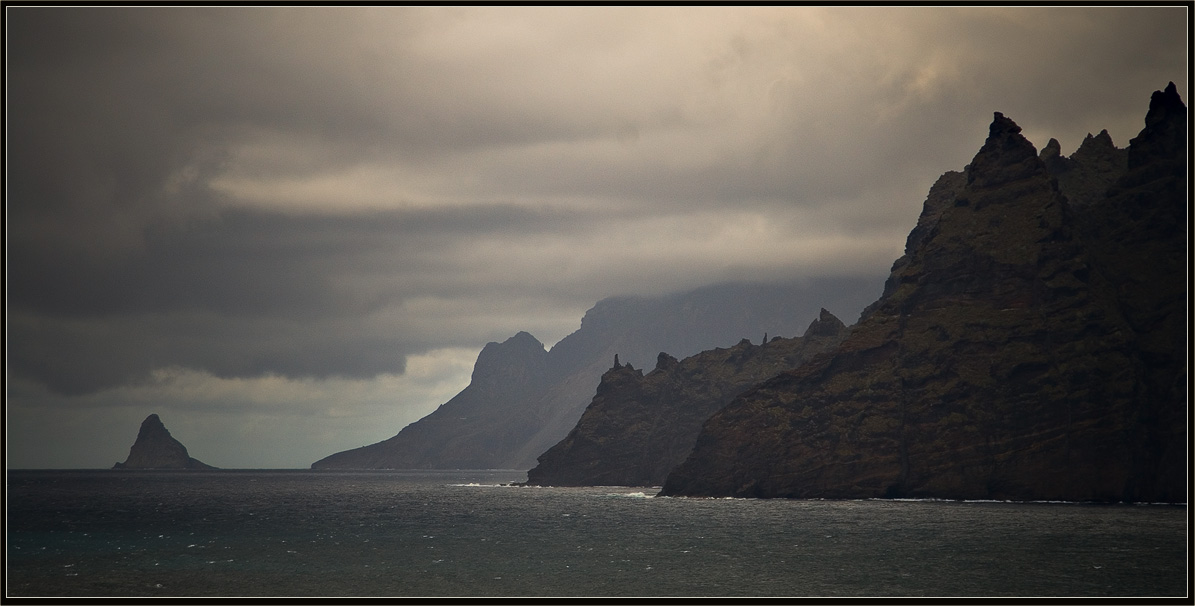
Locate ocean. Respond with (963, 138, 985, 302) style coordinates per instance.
(5, 469, 1187, 598)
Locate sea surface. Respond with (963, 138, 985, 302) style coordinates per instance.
(5, 469, 1188, 598)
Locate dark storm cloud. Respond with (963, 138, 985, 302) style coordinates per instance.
(8, 203, 595, 394)
(9, 205, 585, 318)
(8, 308, 419, 396)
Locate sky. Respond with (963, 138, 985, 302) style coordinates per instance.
(6, 6, 1188, 469)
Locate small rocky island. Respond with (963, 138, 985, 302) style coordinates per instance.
(113, 414, 217, 470)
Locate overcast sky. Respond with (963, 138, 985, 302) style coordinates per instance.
(6, 6, 1187, 469)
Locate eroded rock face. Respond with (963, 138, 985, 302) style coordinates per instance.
(113, 414, 216, 470)
(661, 85, 1186, 503)
(525, 310, 849, 487)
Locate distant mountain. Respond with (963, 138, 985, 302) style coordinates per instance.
(661, 84, 1187, 503)
(311, 279, 882, 470)
(113, 414, 217, 470)
(525, 309, 849, 488)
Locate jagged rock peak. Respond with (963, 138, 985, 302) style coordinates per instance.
(1040, 137, 1062, 160)
(1072, 129, 1117, 156)
(1042, 130, 1119, 168)
(1038, 138, 1066, 176)
(1147, 82, 1184, 125)
(656, 352, 679, 371)
(989, 111, 1021, 136)
(803, 308, 846, 338)
(1090, 129, 1114, 145)
(113, 414, 216, 470)
(967, 112, 1045, 189)
(604, 354, 635, 372)
(1043, 127, 1128, 208)
(1127, 81, 1186, 170)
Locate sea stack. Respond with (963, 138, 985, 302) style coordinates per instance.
(113, 414, 217, 470)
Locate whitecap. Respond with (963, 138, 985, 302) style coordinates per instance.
(599, 491, 653, 499)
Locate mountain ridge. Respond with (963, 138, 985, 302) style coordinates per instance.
(311, 279, 882, 470)
(525, 309, 850, 487)
(660, 83, 1187, 502)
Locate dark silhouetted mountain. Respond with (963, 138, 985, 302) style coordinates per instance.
(113, 414, 217, 470)
(311, 279, 882, 470)
(525, 309, 848, 487)
(662, 84, 1186, 503)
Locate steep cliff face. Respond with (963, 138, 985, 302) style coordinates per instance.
(113, 414, 216, 470)
(312, 279, 881, 470)
(662, 85, 1186, 503)
(1069, 83, 1188, 500)
(526, 310, 849, 487)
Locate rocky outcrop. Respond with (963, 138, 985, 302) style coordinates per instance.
(113, 414, 216, 470)
(1039, 129, 1129, 208)
(661, 84, 1186, 503)
(312, 279, 881, 470)
(525, 310, 849, 487)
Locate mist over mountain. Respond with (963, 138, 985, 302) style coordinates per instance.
(311, 278, 881, 470)
(661, 84, 1186, 503)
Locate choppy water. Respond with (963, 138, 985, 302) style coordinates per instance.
(5, 470, 1188, 598)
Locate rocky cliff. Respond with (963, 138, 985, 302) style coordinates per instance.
(525, 309, 849, 487)
(661, 84, 1186, 503)
(312, 279, 880, 470)
(113, 414, 216, 470)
